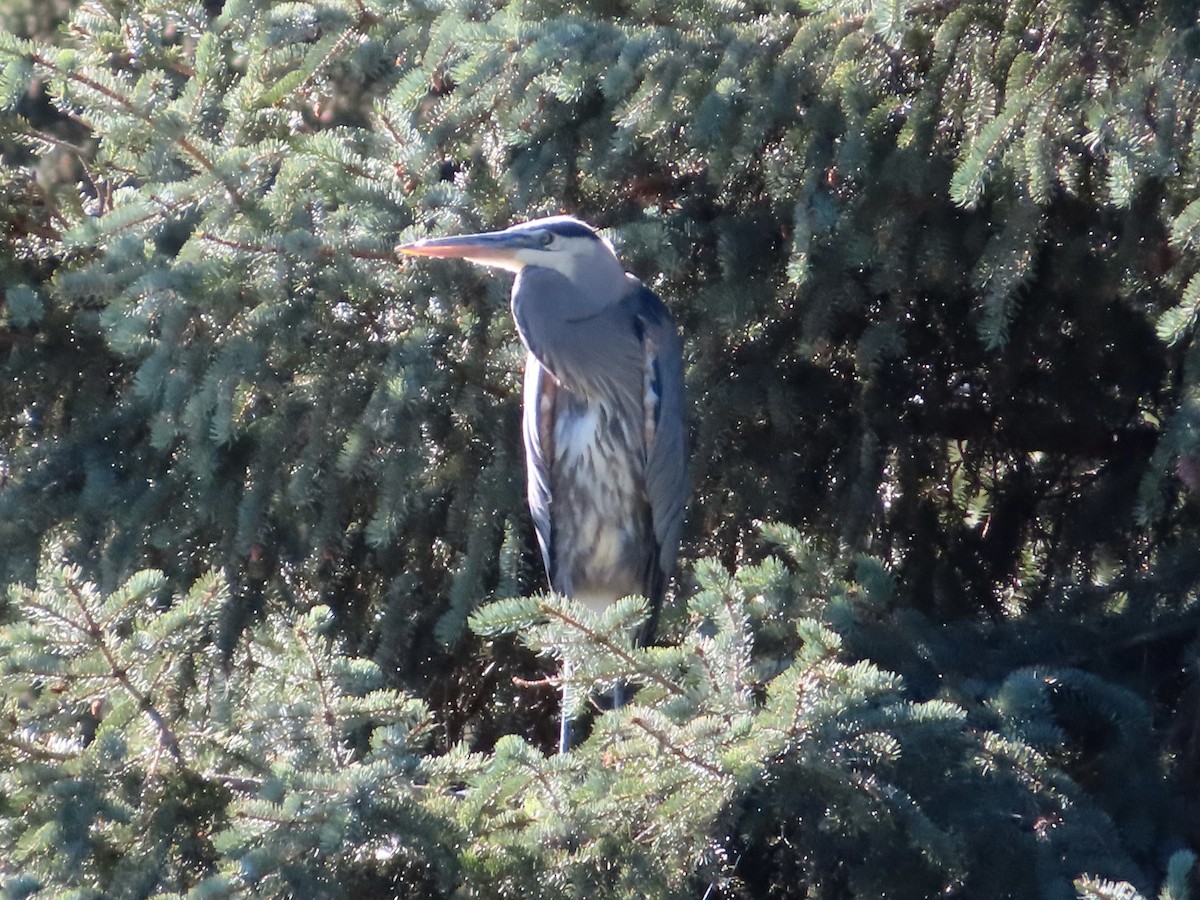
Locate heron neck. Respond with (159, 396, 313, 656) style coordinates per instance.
(511, 267, 643, 403)
(515, 261, 628, 316)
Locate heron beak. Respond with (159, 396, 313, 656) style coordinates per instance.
(396, 230, 535, 270)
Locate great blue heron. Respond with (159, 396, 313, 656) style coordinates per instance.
(398, 215, 687, 751)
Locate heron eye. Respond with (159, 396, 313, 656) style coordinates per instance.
(539, 231, 555, 247)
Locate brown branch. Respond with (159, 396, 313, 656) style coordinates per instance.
(27, 51, 246, 208)
(374, 110, 409, 147)
(538, 600, 685, 698)
(512, 675, 557, 689)
(198, 231, 399, 262)
(295, 627, 347, 767)
(63, 582, 183, 762)
(0, 731, 77, 762)
(629, 715, 727, 779)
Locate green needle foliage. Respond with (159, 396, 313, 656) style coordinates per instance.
(0, 548, 452, 896)
(3, 0, 1200, 896)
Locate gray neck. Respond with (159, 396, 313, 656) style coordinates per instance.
(511, 267, 642, 402)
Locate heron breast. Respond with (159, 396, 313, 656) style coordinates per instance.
(550, 401, 647, 603)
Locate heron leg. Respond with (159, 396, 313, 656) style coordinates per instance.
(558, 711, 572, 754)
(558, 662, 628, 752)
(559, 656, 574, 754)
(559, 713, 573, 753)
(613, 681, 626, 708)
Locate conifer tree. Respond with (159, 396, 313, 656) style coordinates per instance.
(2, 0, 1200, 896)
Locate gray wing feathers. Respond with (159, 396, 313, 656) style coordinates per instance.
(633, 287, 688, 603)
(522, 357, 554, 579)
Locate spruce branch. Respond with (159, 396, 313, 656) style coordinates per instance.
(13, 48, 247, 207)
(197, 230, 399, 261)
(0, 730, 77, 763)
(536, 597, 686, 698)
(60, 580, 184, 761)
(295, 622, 346, 767)
(628, 715, 727, 780)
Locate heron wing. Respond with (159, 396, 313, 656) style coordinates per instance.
(522, 354, 555, 582)
(627, 284, 688, 616)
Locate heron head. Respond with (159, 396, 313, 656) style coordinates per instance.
(397, 216, 625, 285)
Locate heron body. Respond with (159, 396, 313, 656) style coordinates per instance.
(398, 216, 687, 749)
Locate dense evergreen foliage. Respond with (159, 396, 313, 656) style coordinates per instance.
(2, 0, 1200, 896)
